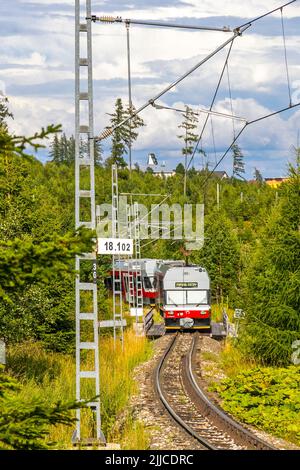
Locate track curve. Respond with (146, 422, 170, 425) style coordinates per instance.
(154, 332, 277, 450)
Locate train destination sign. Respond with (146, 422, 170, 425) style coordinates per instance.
(175, 282, 198, 288)
(97, 238, 133, 255)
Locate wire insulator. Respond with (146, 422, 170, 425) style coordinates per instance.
(98, 127, 113, 140)
(99, 16, 122, 23)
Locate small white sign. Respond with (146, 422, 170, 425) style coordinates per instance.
(97, 238, 133, 255)
(0, 339, 6, 365)
(234, 309, 245, 319)
(130, 308, 144, 318)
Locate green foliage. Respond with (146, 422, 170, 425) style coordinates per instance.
(0, 278, 75, 349)
(212, 366, 300, 445)
(232, 143, 245, 178)
(0, 124, 62, 160)
(240, 163, 300, 365)
(254, 167, 264, 184)
(191, 209, 241, 303)
(175, 162, 185, 175)
(177, 105, 200, 157)
(0, 108, 95, 352)
(0, 227, 95, 348)
(49, 133, 102, 166)
(1, 96, 299, 369)
(105, 98, 145, 168)
(0, 96, 13, 126)
(0, 228, 94, 300)
(0, 365, 80, 450)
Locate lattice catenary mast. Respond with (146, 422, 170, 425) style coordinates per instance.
(74, 0, 104, 444)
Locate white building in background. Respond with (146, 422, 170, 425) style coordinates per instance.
(153, 170, 176, 178)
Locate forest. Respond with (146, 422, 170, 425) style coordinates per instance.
(0, 96, 299, 448)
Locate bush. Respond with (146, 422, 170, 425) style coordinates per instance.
(212, 365, 300, 445)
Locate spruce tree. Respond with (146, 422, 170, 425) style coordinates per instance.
(0, 96, 13, 127)
(241, 159, 300, 365)
(105, 98, 145, 168)
(191, 209, 241, 303)
(254, 167, 264, 184)
(232, 143, 245, 179)
(177, 105, 199, 160)
(175, 162, 185, 175)
(49, 134, 60, 162)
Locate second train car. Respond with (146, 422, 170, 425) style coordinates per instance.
(111, 258, 161, 306)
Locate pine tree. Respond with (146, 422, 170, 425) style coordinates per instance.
(0, 365, 83, 450)
(175, 162, 185, 175)
(49, 134, 60, 162)
(177, 105, 199, 159)
(123, 103, 145, 150)
(191, 209, 241, 303)
(79, 137, 102, 166)
(232, 143, 245, 179)
(105, 98, 145, 168)
(0, 96, 13, 127)
(240, 160, 300, 365)
(254, 167, 264, 184)
(50, 133, 102, 166)
(177, 105, 201, 195)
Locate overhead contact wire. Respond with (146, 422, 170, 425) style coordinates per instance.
(201, 102, 300, 188)
(280, 8, 292, 106)
(186, 39, 236, 171)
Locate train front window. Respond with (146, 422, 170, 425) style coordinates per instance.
(187, 290, 208, 305)
(165, 290, 208, 306)
(143, 276, 152, 289)
(165, 291, 185, 306)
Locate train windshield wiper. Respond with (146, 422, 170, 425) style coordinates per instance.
(168, 296, 178, 307)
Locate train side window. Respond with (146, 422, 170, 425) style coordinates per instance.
(143, 277, 152, 289)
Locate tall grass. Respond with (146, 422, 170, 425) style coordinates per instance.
(220, 338, 257, 377)
(211, 303, 234, 322)
(6, 329, 153, 449)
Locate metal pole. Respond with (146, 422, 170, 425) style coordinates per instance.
(126, 22, 133, 172)
(184, 126, 187, 197)
(97, 16, 232, 32)
(74, 0, 103, 444)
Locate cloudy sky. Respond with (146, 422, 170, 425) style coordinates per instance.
(1, 0, 300, 177)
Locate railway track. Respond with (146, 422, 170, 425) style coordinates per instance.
(154, 332, 277, 450)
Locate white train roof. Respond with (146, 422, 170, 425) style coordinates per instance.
(113, 258, 162, 276)
(156, 264, 210, 290)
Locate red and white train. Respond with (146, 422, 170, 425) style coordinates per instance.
(154, 261, 211, 331)
(111, 258, 160, 306)
(108, 258, 211, 330)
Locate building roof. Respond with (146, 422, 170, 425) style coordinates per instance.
(264, 177, 289, 188)
(212, 171, 229, 179)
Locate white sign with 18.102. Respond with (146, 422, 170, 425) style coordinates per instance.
(97, 238, 133, 255)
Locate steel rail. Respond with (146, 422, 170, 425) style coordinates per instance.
(154, 333, 218, 450)
(185, 334, 277, 451)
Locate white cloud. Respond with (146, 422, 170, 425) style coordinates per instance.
(1, 0, 299, 176)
